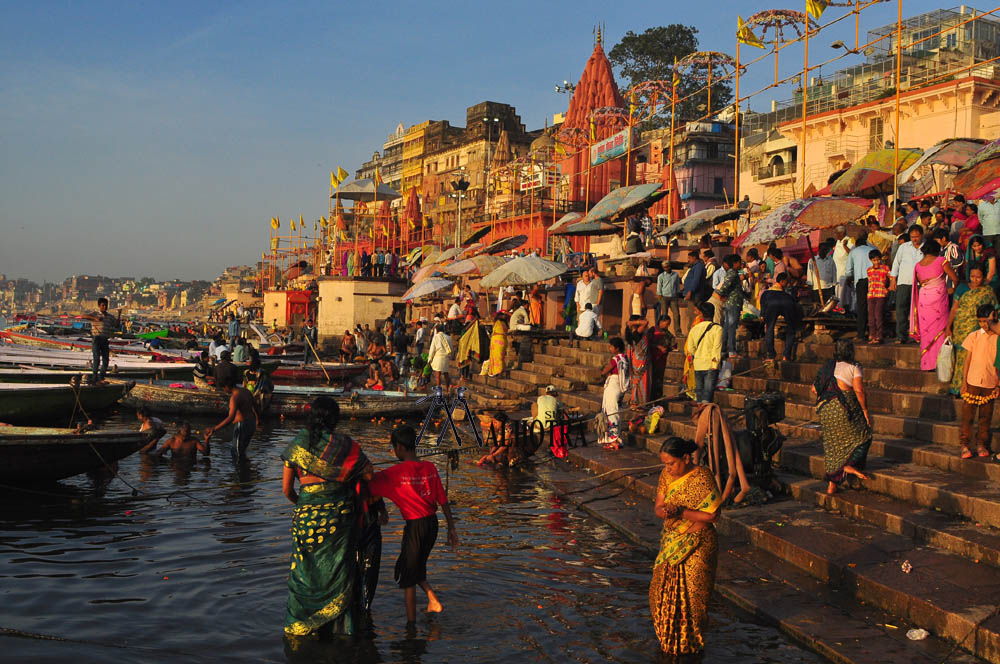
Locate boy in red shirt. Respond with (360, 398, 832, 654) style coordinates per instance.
(369, 425, 458, 624)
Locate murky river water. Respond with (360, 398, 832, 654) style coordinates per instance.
(0, 412, 825, 663)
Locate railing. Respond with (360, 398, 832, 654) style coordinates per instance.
(754, 162, 798, 182)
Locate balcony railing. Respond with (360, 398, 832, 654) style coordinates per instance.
(754, 161, 798, 182)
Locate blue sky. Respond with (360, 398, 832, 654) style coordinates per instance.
(0, 0, 946, 282)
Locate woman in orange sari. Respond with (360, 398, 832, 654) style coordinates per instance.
(529, 285, 544, 327)
(649, 437, 722, 656)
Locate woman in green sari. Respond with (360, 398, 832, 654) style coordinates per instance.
(281, 396, 374, 637)
(649, 437, 722, 656)
(947, 264, 998, 396)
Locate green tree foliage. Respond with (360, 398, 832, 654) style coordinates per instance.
(609, 25, 733, 128)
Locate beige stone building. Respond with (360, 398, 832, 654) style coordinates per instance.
(315, 278, 407, 343)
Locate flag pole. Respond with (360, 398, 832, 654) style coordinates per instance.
(800, 3, 810, 198)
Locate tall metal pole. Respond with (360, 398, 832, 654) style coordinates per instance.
(801, 5, 810, 198)
(734, 41, 741, 209)
(669, 58, 678, 225)
(893, 0, 903, 204)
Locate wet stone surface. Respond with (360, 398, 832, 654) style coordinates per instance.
(0, 414, 825, 663)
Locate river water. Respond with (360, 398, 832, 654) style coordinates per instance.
(0, 413, 825, 663)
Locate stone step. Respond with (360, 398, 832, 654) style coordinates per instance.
(743, 336, 924, 370)
(508, 369, 547, 386)
(779, 471, 1000, 570)
(563, 444, 1000, 663)
(558, 390, 602, 413)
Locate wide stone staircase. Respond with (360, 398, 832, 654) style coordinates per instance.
(464, 333, 1000, 663)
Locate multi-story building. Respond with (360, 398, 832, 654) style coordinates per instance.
(401, 121, 431, 194)
(642, 122, 737, 217)
(381, 122, 405, 191)
(740, 5, 1000, 206)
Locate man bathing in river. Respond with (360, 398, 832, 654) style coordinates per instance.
(369, 425, 458, 625)
(147, 422, 210, 458)
(204, 377, 258, 459)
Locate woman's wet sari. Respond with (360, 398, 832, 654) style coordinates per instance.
(628, 328, 651, 407)
(649, 465, 721, 655)
(281, 429, 370, 636)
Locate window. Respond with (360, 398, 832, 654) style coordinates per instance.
(713, 177, 725, 194)
(869, 117, 883, 151)
(706, 143, 719, 159)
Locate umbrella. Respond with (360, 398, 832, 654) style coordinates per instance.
(954, 139, 1000, 193)
(580, 183, 663, 224)
(548, 212, 583, 233)
(828, 148, 923, 197)
(733, 197, 871, 248)
(480, 255, 568, 288)
(461, 226, 491, 245)
(481, 234, 528, 255)
(435, 247, 464, 263)
(444, 255, 510, 276)
(656, 208, 742, 239)
(967, 177, 1000, 201)
(401, 278, 453, 302)
(898, 138, 988, 183)
(551, 219, 620, 236)
(459, 242, 483, 258)
(411, 263, 446, 284)
(404, 245, 437, 266)
(335, 178, 402, 202)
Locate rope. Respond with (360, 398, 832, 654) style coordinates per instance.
(0, 626, 202, 657)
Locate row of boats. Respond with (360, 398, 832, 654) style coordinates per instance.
(0, 327, 431, 483)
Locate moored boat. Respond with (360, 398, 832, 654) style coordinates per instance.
(0, 382, 136, 424)
(270, 362, 368, 382)
(0, 426, 157, 482)
(118, 381, 428, 418)
(0, 367, 160, 383)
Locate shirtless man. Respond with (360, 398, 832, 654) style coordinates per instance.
(148, 422, 209, 458)
(204, 378, 259, 459)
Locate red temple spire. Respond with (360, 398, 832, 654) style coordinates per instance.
(562, 40, 625, 132)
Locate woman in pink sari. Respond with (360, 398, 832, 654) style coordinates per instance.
(911, 241, 960, 371)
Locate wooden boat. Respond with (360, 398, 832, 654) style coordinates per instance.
(270, 362, 368, 382)
(0, 382, 135, 424)
(0, 426, 157, 482)
(0, 367, 160, 383)
(1, 330, 162, 356)
(118, 381, 428, 418)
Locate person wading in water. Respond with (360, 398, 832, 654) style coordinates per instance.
(204, 377, 259, 460)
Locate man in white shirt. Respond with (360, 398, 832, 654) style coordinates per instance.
(447, 298, 462, 320)
(575, 303, 601, 339)
(575, 269, 603, 315)
(832, 226, 855, 313)
(889, 225, 925, 344)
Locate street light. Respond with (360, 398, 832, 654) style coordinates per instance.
(555, 80, 576, 94)
(450, 171, 470, 249)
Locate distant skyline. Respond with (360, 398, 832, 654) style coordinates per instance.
(1, 0, 947, 282)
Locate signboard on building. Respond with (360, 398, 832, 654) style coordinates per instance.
(590, 128, 634, 166)
(518, 165, 559, 192)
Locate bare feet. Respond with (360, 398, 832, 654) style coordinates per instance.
(844, 466, 869, 480)
(426, 597, 443, 613)
(827, 481, 837, 495)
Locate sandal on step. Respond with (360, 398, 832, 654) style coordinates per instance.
(961, 447, 974, 459)
(979, 447, 991, 458)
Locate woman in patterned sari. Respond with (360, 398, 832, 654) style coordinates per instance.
(947, 264, 997, 395)
(486, 313, 509, 377)
(649, 437, 722, 656)
(812, 340, 872, 495)
(281, 396, 374, 637)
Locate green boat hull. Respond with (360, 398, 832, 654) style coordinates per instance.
(0, 383, 134, 424)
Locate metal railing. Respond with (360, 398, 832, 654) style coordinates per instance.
(754, 161, 798, 181)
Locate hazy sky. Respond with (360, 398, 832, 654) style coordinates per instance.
(0, 0, 943, 282)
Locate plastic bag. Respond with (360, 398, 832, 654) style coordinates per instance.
(936, 337, 954, 383)
(717, 359, 733, 389)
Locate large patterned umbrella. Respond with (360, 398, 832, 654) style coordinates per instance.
(954, 138, 1000, 194)
(897, 138, 987, 183)
(580, 183, 663, 224)
(444, 255, 510, 276)
(481, 234, 528, 255)
(548, 212, 583, 233)
(733, 197, 871, 248)
(480, 255, 567, 288)
(550, 219, 620, 236)
(828, 148, 923, 197)
(656, 208, 742, 239)
(411, 263, 446, 284)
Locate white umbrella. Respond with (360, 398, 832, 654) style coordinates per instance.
(400, 278, 453, 302)
(480, 255, 567, 288)
(335, 178, 402, 201)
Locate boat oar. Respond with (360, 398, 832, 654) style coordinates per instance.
(304, 334, 332, 383)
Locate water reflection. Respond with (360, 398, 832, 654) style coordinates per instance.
(0, 414, 824, 664)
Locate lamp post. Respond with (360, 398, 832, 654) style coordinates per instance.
(450, 171, 470, 249)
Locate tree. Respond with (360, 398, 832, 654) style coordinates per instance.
(609, 25, 733, 128)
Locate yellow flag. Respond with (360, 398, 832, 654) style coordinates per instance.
(290, 217, 296, 231)
(330, 171, 337, 188)
(589, 116, 595, 142)
(373, 167, 383, 186)
(320, 215, 328, 228)
(270, 216, 279, 229)
(737, 15, 765, 49)
(672, 56, 680, 89)
(299, 213, 304, 230)
(271, 237, 278, 250)
(337, 166, 349, 183)
(806, 0, 827, 19)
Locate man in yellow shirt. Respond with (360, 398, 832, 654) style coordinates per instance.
(684, 302, 723, 403)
